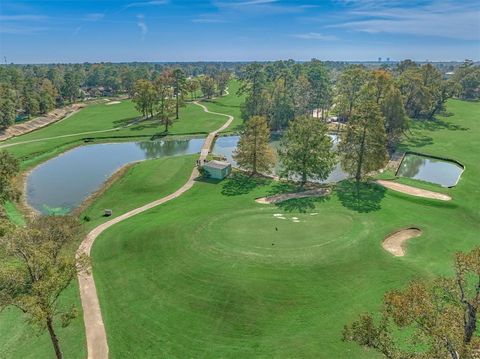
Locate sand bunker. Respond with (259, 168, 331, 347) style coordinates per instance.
(376, 180, 451, 201)
(256, 188, 330, 204)
(382, 227, 422, 256)
(0, 103, 85, 142)
(106, 101, 121, 105)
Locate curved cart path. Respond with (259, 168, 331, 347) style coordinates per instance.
(376, 180, 452, 201)
(77, 100, 233, 359)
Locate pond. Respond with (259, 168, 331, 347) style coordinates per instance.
(212, 135, 348, 183)
(396, 153, 463, 187)
(26, 138, 205, 214)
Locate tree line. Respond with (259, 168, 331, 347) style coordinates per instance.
(0, 62, 237, 131)
(1, 59, 476, 132)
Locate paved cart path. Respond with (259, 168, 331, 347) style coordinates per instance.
(77, 100, 233, 359)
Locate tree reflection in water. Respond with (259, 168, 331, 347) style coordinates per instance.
(137, 139, 194, 159)
(397, 154, 426, 178)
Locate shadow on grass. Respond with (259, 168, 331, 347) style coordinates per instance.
(221, 172, 268, 196)
(336, 180, 386, 213)
(267, 181, 297, 196)
(195, 177, 222, 185)
(412, 117, 469, 132)
(402, 135, 434, 149)
(275, 196, 330, 213)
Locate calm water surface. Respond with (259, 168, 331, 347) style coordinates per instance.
(396, 153, 463, 187)
(27, 139, 204, 214)
(212, 135, 348, 183)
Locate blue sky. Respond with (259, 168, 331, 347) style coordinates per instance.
(0, 0, 479, 63)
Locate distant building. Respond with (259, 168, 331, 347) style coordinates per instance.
(202, 160, 232, 180)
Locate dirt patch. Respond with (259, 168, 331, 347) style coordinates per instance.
(256, 188, 330, 204)
(106, 101, 121, 105)
(383, 227, 422, 256)
(0, 103, 85, 142)
(376, 180, 451, 201)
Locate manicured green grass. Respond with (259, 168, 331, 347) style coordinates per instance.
(203, 79, 244, 133)
(1, 98, 478, 358)
(81, 154, 197, 231)
(3, 201, 26, 226)
(87, 99, 479, 358)
(0, 154, 198, 359)
(0, 280, 86, 359)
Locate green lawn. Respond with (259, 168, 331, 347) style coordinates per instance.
(0, 154, 197, 359)
(86, 99, 479, 358)
(0, 279, 86, 359)
(81, 154, 197, 231)
(1, 98, 478, 358)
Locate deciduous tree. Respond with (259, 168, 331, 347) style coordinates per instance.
(382, 87, 409, 151)
(306, 59, 332, 121)
(0, 84, 16, 130)
(133, 79, 156, 118)
(0, 150, 20, 218)
(279, 116, 335, 186)
(186, 78, 200, 100)
(233, 115, 275, 175)
(336, 65, 369, 120)
(200, 76, 216, 99)
(343, 246, 480, 359)
(215, 70, 231, 96)
(0, 216, 89, 359)
(339, 97, 388, 183)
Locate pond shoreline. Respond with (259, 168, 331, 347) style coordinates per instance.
(23, 137, 208, 214)
(396, 151, 464, 188)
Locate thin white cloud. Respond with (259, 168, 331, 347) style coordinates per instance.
(292, 32, 337, 40)
(0, 25, 48, 34)
(137, 14, 148, 39)
(232, 0, 278, 5)
(214, 0, 304, 14)
(328, 1, 480, 41)
(126, 0, 169, 8)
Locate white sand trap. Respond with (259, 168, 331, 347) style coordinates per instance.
(383, 228, 422, 257)
(292, 219, 300, 223)
(291, 217, 298, 220)
(273, 214, 284, 217)
(310, 213, 318, 216)
(106, 101, 121, 105)
(256, 188, 330, 204)
(376, 180, 451, 201)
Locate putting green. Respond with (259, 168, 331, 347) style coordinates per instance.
(196, 208, 360, 263)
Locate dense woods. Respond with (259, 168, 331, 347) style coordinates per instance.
(0, 60, 477, 133)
